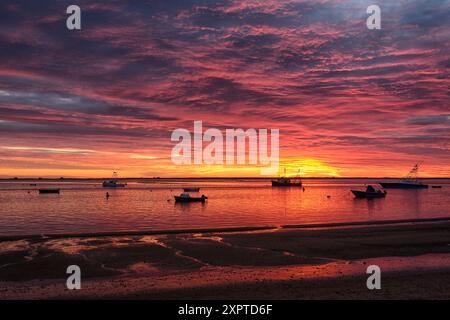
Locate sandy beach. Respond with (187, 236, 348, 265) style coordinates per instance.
(1, 220, 450, 299)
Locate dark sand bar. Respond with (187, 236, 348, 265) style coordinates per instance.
(1, 219, 450, 299)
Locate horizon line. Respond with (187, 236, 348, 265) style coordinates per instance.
(1, 176, 450, 180)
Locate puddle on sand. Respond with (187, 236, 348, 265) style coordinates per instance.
(139, 236, 164, 246)
(44, 238, 97, 254)
(0, 240, 30, 253)
(126, 262, 160, 274)
(43, 237, 146, 255)
(192, 234, 224, 243)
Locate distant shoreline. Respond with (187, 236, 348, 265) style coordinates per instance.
(1, 177, 450, 181)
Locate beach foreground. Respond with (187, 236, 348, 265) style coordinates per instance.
(1, 221, 450, 299)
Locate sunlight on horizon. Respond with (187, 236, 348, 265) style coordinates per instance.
(280, 158, 341, 177)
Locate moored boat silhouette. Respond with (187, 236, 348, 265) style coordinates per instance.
(102, 171, 127, 188)
(351, 185, 386, 198)
(39, 188, 60, 194)
(272, 168, 302, 187)
(174, 193, 208, 203)
(379, 164, 428, 189)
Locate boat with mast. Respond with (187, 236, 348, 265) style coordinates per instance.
(102, 171, 127, 188)
(272, 168, 302, 187)
(379, 163, 428, 189)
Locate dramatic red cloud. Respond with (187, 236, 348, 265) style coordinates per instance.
(0, 0, 448, 177)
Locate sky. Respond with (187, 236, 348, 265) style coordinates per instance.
(0, 0, 449, 178)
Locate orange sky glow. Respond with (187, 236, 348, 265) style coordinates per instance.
(0, 1, 449, 178)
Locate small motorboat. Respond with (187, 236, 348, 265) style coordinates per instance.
(183, 187, 200, 192)
(174, 193, 208, 203)
(102, 171, 127, 188)
(102, 180, 127, 188)
(351, 185, 386, 199)
(39, 188, 60, 194)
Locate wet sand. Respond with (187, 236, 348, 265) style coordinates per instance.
(1, 220, 450, 299)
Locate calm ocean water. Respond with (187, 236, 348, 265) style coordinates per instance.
(0, 179, 449, 236)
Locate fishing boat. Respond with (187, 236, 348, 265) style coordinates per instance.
(379, 164, 428, 189)
(351, 185, 386, 198)
(272, 168, 302, 187)
(102, 171, 127, 188)
(102, 180, 127, 187)
(39, 188, 60, 194)
(174, 193, 208, 203)
(183, 187, 200, 192)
